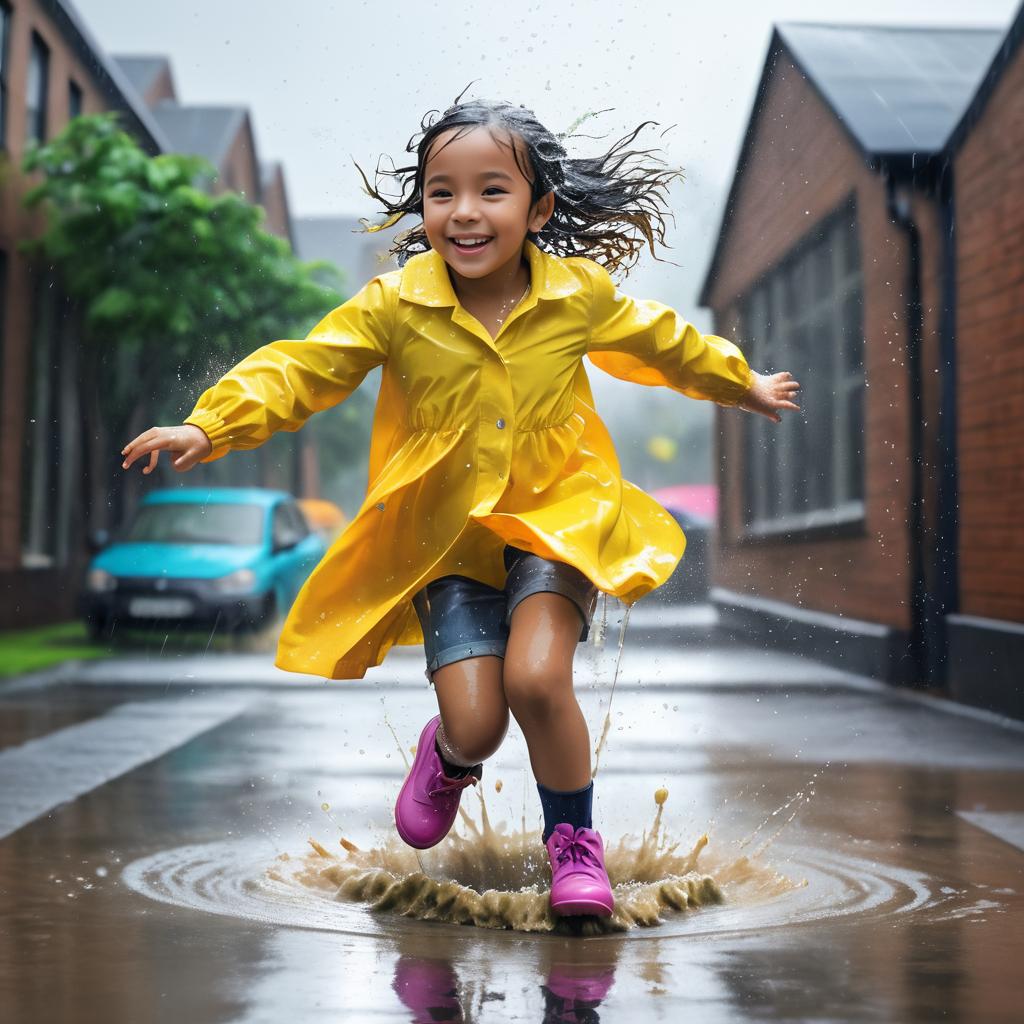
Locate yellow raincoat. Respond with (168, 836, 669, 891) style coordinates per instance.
(183, 239, 753, 680)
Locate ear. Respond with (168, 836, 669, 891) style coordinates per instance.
(528, 190, 555, 233)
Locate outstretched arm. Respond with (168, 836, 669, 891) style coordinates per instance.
(582, 260, 800, 422)
(122, 275, 395, 474)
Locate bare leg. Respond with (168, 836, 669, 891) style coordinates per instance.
(502, 593, 591, 790)
(431, 655, 510, 766)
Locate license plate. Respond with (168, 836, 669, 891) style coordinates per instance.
(128, 597, 194, 618)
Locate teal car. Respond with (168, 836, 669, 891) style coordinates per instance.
(78, 488, 328, 640)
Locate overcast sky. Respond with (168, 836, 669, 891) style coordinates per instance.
(76, 0, 1019, 312)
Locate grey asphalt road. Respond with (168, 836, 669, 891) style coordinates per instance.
(2, 605, 1022, 1023)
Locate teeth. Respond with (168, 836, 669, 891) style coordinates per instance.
(453, 238, 490, 247)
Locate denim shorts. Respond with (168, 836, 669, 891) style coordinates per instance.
(411, 544, 600, 684)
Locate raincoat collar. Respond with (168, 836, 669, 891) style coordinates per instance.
(398, 238, 582, 309)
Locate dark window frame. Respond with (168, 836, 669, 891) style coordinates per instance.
(0, 248, 6, 463)
(26, 30, 50, 144)
(68, 77, 83, 120)
(737, 194, 866, 541)
(20, 268, 61, 567)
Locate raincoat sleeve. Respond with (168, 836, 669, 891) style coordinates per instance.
(183, 276, 394, 464)
(583, 259, 754, 406)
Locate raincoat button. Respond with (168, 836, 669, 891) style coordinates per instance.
(496, 418, 505, 429)
(375, 502, 385, 510)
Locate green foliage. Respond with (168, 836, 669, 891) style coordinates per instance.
(21, 112, 346, 427)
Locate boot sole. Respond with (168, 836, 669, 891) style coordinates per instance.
(550, 897, 614, 917)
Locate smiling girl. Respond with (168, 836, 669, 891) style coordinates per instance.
(121, 95, 800, 920)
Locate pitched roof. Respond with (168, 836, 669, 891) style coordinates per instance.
(150, 101, 248, 167)
(946, 2, 1024, 152)
(699, 20, 1009, 307)
(112, 55, 171, 98)
(41, 0, 171, 153)
(778, 22, 1004, 155)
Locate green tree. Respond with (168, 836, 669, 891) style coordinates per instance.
(21, 112, 354, 522)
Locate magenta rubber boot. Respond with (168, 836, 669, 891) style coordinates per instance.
(391, 955, 464, 1022)
(545, 823, 615, 917)
(395, 715, 480, 849)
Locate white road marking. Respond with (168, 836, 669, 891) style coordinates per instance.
(0, 695, 253, 840)
(958, 811, 1024, 855)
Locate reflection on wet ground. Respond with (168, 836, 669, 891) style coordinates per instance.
(1, 622, 1023, 1022)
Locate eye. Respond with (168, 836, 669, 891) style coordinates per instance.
(483, 187, 506, 195)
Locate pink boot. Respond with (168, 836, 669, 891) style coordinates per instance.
(391, 955, 464, 1022)
(545, 961, 616, 1003)
(395, 715, 480, 849)
(545, 823, 615, 917)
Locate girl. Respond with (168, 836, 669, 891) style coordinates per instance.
(121, 97, 800, 919)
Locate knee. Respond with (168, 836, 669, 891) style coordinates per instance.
(441, 706, 509, 764)
(503, 660, 571, 720)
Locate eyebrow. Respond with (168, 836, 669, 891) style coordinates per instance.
(424, 170, 516, 187)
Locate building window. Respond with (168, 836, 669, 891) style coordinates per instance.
(26, 32, 49, 144)
(68, 79, 83, 119)
(739, 198, 865, 535)
(0, 3, 11, 148)
(0, 249, 6, 440)
(21, 271, 61, 567)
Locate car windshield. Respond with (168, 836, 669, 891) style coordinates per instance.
(124, 503, 264, 546)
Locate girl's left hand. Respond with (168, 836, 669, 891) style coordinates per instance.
(738, 370, 801, 423)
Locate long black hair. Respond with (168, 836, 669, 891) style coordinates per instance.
(355, 87, 684, 276)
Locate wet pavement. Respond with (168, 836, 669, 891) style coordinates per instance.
(1, 604, 1023, 1022)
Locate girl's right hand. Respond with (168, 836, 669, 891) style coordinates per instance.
(737, 370, 801, 423)
(121, 425, 213, 475)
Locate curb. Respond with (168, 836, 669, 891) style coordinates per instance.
(0, 658, 86, 695)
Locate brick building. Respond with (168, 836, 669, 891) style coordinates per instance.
(113, 54, 294, 245)
(0, 0, 169, 626)
(944, 8, 1024, 715)
(700, 9, 1024, 718)
(1, 2, 299, 629)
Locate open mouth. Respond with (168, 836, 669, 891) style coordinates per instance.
(450, 236, 493, 252)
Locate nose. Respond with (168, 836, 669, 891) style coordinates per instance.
(452, 194, 480, 223)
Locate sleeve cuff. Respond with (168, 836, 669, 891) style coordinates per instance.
(718, 362, 755, 407)
(183, 409, 231, 463)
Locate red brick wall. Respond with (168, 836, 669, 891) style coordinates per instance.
(705, 51, 945, 631)
(142, 64, 175, 107)
(215, 116, 260, 202)
(0, 0, 137, 573)
(954, 43, 1024, 623)
(260, 163, 293, 243)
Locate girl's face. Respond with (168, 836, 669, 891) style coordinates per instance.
(421, 125, 553, 283)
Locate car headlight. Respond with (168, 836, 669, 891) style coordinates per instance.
(86, 568, 117, 593)
(212, 568, 258, 594)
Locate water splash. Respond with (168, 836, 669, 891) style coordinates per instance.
(591, 602, 631, 777)
(278, 786, 792, 935)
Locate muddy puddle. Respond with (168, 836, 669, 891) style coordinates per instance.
(119, 602, 1001, 941)
(121, 772, 986, 942)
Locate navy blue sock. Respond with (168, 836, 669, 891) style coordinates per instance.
(537, 780, 593, 842)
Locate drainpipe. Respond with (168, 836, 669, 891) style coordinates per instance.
(933, 161, 960, 682)
(885, 173, 929, 687)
